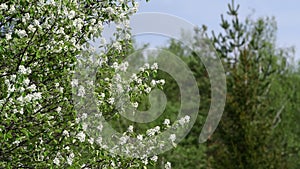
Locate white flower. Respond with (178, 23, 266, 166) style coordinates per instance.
(88, 137, 94, 144)
(136, 78, 142, 84)
(108, 97, 115, 105)
(119, 61, 129, 72)
(145, 87, 151, 93)
(20, 108, 24, 115)
(169, 134, 176, 142)
(97, 124, 103, 131)
(178, 118, 185, 126)
(89, 25, 97, 33)
(24, 94, 33, 102)
(71, 79, 78, 87)
(4, 79, 9, 85)
(16, 29, 27, 38)
(119, 136, 128, 145)
(82, 123, 88, 131)
(48, 0, 55, 5)
(59, 87, 64, 93)
(114, 74, 121, 82)
(151, 63, 158, 70)
(23, 78, 30, 86)
(63, 130, 69, 137)
(159, 79, 165, 85)
(127, 125, 134, 133)
(57, 27, 65, 34)
(150, 80, 156, 86)
(27, 67, 31, 74)
(165, 162, 171, 169)
(163, 119, 170, 125)
(77, 85, 85, 97)
(76, 131, 86, 142)
(131, 73, 138, 81)
(132, 102, 138, 108)
(150, 155, 158, 162)
(73, 18, 83, 29)
(144, 63, 150, 69)
(28, 24, 36, 33)
(105, 7, 115, 15)
(9, 5, 15, 13)
(184, 115, 190, 123)
(90, 19, 96, 25)
(8, 86, 15, 93)
(56, 106, 62, 113)
(146, 128, 155, 137)
(28, 84, 36, 91)
(116, 83, 124, 93)
(17, 96, 24, 103)
(95, 112, 102, 117)
(87, 80, 93, 86)
(137, 134, 143, 141)
(139, 67, 145, 72)
(5, 33, 12, 40)
(32, 92, 42, 100)
(39, 137, 43, 144)
(53, 157, 60, 166)
(142, 158, 148, 165)
(96, 137, 102, 144)
(68, 10, 76, 19)
(0, 3, 8, 10)
(10, 74, 16, 81)
(147, 127, 160, 137)
(25, 12, 30, 19)
(179, 115, 190, 125)
(18, 65, 27, 74)
(112, 62, 119, 69)
(67, 153, 74, 165)
(37, 154, 45, 161)
(113, 42, 122, 51)
(12, 140, 21, 145)
(70, 37, 76, 45)
(81, 113, 87, 120)
(33, 19, 40, 27)
(19, 87, 25, 93)
(154, 126, 160, 132)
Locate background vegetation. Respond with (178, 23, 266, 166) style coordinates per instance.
(130, 1, 300, 168)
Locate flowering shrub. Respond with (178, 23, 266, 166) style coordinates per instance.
(0, 0, 190, 168)
(0, 0, 150, 168)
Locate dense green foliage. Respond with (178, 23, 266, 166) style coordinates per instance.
(142, 1, 300, 168)
(208, 2, 291, 168)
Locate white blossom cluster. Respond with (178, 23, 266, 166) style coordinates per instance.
(73, 45, 193, 166)
(0, 65, 42, 116)
(79, 112, 191, 164)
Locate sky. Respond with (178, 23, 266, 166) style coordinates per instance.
(134, 0, 300, 60)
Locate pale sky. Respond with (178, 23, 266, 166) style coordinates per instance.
(136, 0, 300, 60)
